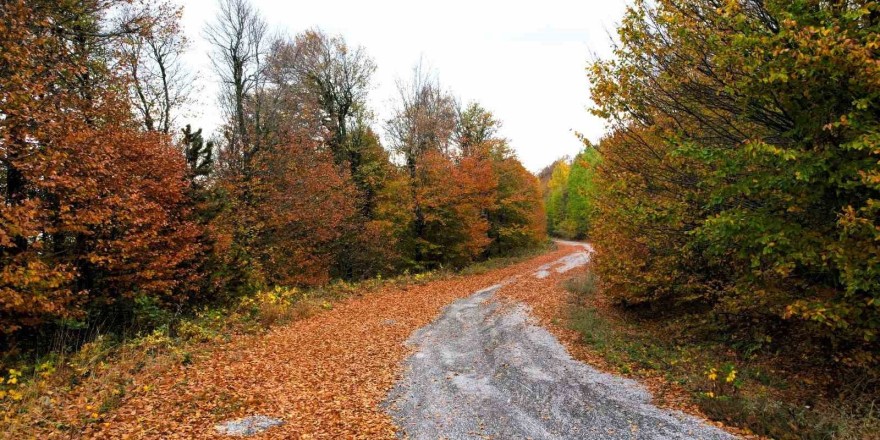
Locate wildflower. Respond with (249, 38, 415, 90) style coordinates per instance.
(706, 368, 718, 381)
(725, 370, 737, 383)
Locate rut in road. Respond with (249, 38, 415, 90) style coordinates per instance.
(386, 248, 734, 440)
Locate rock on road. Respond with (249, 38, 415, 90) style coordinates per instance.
(386, 245, 734, 440)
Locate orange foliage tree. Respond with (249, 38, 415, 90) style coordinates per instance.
(485, 144, 546, 256)
(0, 0, 201, 336)
(387, 87, 546, 269)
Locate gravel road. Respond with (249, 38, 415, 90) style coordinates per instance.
(385, 255, 734, 440)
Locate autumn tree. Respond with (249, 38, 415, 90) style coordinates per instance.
(283, 30, 377, 167)
(116, 1, 194, 134)
(456, 103, 546, 255)
(386, 64, 463, 268)
(589, 0, 880, 369)
(485, 148, 546, 256)
(456, 102, 500, 156)
(0, 0, 201, 337)
(544, 160, 570, 236)
(204, 1, 359, 290)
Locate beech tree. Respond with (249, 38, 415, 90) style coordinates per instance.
(456, 104, 545, 255)
(387, 82, 546, 268)
(0, 0, 201, 335)
(386, 65, 464, 268)
(0, 0, 549, 344)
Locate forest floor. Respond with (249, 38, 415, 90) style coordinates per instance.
(7, 243, 740, 439)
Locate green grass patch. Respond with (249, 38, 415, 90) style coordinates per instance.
(562, 271, 880, 440)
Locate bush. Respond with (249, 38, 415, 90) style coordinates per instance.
(588, 0, 880, 372)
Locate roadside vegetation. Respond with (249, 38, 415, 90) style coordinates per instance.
(564, 270, 880, 439)
(0, 244, 552, 434)
(545, 0, 880, 436)
(538, 147, 600, 240)
(4, 0, 880, 436)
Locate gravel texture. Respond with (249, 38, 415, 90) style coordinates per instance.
(386, 285, 734, 439)
(532, 242, 593, 279)
(215, 415, 283, 436)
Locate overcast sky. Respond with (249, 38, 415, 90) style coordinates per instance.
(178, 0, 630, 172)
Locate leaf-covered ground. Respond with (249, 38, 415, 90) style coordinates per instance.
(60, 246, 578, 439)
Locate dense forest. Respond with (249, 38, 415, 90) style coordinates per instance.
(0, 0, 545, 351)
(544, 0, 879, 386)
(539, 147, 600, 239)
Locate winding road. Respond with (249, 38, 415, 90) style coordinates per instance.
(80, 243, 734, 439)
(386, 243, 732, 439)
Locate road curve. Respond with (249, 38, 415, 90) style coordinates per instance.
(385, 252, 733, 440)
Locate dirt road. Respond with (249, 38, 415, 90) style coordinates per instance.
(385, 245, 732, 439)
(82, 243, 731, 439)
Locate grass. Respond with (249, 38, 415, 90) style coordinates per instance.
(562, 270, 880, 440)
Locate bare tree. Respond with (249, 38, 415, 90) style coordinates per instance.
(204, 0, 269, 169)
(117, 2, 193, 134)
(290, 29, 376, 164)
(385, 61, 457, 175)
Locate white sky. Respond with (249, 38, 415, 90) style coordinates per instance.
(178, 0, 629, 172)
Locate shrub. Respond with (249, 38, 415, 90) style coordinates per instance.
(588, 0, 880, 372)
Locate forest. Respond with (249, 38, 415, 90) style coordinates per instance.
(589, 0, 879, 375)
(0, 0, 545, 352)
(2, 0, 880, 437)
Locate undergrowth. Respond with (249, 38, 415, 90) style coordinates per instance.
(563, 270, 880, 440)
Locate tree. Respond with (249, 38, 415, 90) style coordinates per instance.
(565, 146, 601, 239)
(456, 103, 545, 255)
(412, 150, 492, 267)
(386, 62, 458, 172)
(0, 0, 201, 336)
(205, 0, 270, 168)
(589, 0, 880, 369)
(181, 125, 214, 192)
(486, 147, 546, 256)
(117, 1, 194, 134)
(456, 102, 500, 156)
(386, 63, 460, 268)
(284, 29, 377, 166)
(545, 160, 571, 237)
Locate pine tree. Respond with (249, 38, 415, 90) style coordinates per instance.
(181, 124, 214, 191)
